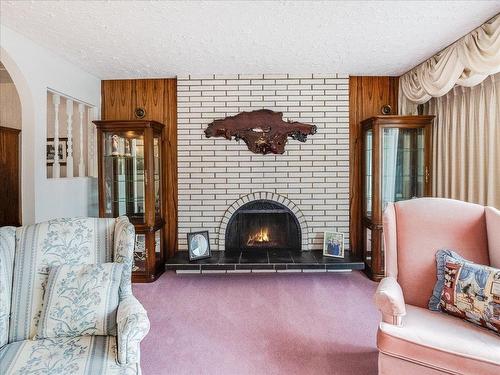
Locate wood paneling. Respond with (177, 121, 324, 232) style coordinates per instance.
(349, 76, 398, 256)
(0, 126, 21, 226)
(133, 79, 165, 121)
(164, 79, 178, 257)
(101, 80, 134, 120)
(101, 79, 178, 256)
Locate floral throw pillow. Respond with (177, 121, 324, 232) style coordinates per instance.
(36, 263, 123, 339)
(430, 250, 500, 334)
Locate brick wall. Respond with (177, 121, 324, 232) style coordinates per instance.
(177, 74, 349, 251)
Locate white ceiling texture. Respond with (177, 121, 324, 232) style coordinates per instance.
(1, 1, 499, 79)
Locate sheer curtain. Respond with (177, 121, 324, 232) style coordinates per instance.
(422, 73, 500, 208)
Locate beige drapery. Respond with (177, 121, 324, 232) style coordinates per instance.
(399, 14, 500, 114)
(399, 14, 500, 208)
(422, 73, 500, 208)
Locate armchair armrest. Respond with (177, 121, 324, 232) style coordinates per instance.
(117, 295, 151, 365)
(374, 277, 406, 326)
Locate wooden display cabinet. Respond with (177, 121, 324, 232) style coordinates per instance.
(361, 116, 434, 281)
(93, 120, 166, 282)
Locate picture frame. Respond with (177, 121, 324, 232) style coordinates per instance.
(46, 138, 68, 165)
(187, 230, 211, 261)
(323, 231, 344, 258)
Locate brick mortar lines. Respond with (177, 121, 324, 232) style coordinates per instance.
(177, 74, 349, 252)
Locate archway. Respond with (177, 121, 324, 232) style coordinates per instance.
(0, 62, 22, 225)
(0, 47, 36, 224)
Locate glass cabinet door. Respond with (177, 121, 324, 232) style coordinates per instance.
(364, 129, 373, 218)
(102, 131, 146, 223)
(153, 133, 162, 221)
(133, 233, 147, 273)
(381, 127, 425, 211)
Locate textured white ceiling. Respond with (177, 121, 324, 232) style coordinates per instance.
(1, 1, 499, 79)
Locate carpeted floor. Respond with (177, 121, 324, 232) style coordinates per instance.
(133, 271, 379, 375)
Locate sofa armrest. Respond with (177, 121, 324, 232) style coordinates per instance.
(374, 277, 406, 326)
(117, 295, 150, 365)
(114, 216, 135, 298)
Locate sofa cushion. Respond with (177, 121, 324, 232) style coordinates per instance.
(378, 305, 500, 375)
(37, 263, 123, 339)
(0, 227, 16, 348)
(9, 218, 116, 342)
(0, 335, 138, 375)
(439, 255, 500, 334)
(428, 249, 466, 311)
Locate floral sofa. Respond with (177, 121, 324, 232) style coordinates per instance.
(0, 217, 150, 374)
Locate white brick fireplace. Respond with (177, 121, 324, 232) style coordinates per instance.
(177, 74, 349, 252)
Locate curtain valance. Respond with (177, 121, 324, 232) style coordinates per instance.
(400, 14, 500, 111)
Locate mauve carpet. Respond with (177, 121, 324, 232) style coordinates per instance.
(133, 271, 379, 375)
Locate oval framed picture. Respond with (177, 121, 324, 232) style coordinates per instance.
(187, 230, 211, 261)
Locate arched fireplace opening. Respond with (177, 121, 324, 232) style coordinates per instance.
(225, 200, 301, 253)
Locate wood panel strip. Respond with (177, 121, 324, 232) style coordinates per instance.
(348, 76, 398, 256)
(133, 79, 165, 121)
(164, 79, 178, 257)
(101, 80, 134, 120)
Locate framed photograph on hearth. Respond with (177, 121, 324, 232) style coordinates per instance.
(188, 230, 211, 261)
(323, 231, 344, 258)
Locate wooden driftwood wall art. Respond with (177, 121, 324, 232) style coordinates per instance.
(204, 109, 317, 154)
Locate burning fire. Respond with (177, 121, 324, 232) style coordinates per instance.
(247, 227, 270, 245)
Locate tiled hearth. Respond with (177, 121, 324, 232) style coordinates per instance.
(173, 73, 358, 272)
(166, 250, 364, 274)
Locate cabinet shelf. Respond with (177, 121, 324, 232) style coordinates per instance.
(109, 198, 145, 203)
(105, 177, 159, 183)
(104, 155, 145, 160)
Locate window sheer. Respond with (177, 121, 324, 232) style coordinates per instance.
(421, 73, 499, 208)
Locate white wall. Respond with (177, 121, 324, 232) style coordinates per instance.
(177, 74, 350, 251)
(0, 25, 100, 223)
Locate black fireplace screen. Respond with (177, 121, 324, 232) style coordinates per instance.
(225, 200, 301, 252)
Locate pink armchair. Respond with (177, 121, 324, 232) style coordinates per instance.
(374, 198, 500, 375)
